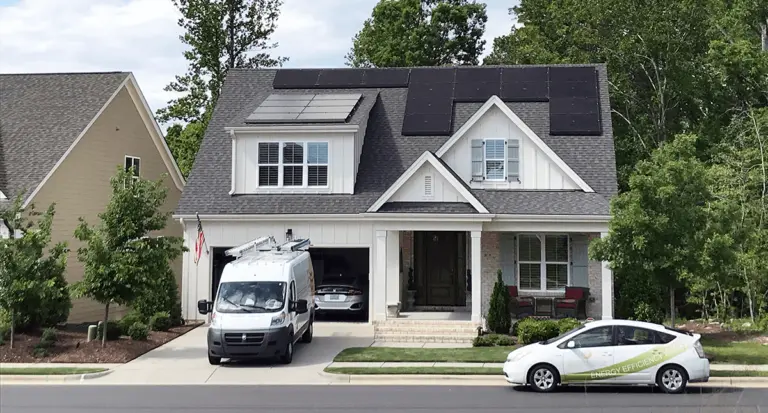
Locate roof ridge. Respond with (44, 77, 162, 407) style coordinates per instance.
(0, 71, 130, 77)
(229, 63, 608, 72)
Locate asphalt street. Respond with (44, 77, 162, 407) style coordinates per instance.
(2, 385, 767, 413)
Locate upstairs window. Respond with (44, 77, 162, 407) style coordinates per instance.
(124, 156, 141, 183)
(471, 139, 520, 182)
(257, 141, 328, 188)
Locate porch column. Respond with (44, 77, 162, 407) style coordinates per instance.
(385, 230, 400, 316)
(471, 231, 482, 324)
(600, 232, 613, 319)
(374, 230, 388, 320)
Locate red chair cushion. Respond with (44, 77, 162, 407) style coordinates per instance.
(556, 301, 577, 309)
(517, 298, 534, 306)
(508, 286, 518, 297)
(565, 287, 584, 300)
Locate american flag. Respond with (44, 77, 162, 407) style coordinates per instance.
(194, 213, 207, 264)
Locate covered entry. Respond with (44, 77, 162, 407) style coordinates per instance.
(413, 231, 467, 307)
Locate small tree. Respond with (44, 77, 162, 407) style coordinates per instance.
(72, 167, 185, 347)
(486, 269, 512, 334)
(0, 195, 71, 348)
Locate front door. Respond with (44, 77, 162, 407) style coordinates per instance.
(424, 231, 458, 306)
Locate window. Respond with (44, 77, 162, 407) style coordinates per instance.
(124, 156, 140, 182)
(570, 326, 614, 348)
(470, 139, 521, 183)
(617, 326, 656, 346)
(257, 141, 328, 188)
(518, 234, 570, 292)
(484, 139, 505, 180)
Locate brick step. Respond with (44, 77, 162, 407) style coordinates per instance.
(374, 326, 479, 334)
(374, 319, 476, 325)
(374, 333, 476, 344)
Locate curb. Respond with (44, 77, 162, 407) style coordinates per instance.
(0, 369, 113, 384)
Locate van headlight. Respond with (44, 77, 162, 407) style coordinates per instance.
(271, 312, 286, 327)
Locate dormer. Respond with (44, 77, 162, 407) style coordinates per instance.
(225, 92, 376, 195)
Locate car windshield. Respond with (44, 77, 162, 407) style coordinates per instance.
(542, 324, 586, 345)
(215, 281, 286, 313)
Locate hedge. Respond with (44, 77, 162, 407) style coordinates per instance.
(517, 318, 583, 344)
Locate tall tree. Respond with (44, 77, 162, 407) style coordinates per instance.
(72, 167, 185, 347)
(159, 0, 287, 177)
(346, 0, 488, 67)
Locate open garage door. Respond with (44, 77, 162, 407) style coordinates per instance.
(309, 247, 370, 322)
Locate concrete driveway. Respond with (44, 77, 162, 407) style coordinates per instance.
(96, 323, 374, 385)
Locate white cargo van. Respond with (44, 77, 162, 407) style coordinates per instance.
(197, 237, 315, 365)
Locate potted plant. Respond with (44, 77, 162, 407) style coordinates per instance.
(406, 267, 416, 310)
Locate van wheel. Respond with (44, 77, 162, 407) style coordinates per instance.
(657, 365, 687, 394)
(280, 336, 294, 364)
(301, 322, 313, 343)
(208, 355, 221, 365)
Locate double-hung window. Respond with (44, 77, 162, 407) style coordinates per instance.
(124, 156, 141, 188)
(518, 234, 569, 292)
(484, 139, 505, 180)
(257, 141, 328, 188)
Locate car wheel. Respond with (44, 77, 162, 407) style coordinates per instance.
(301, 322, 313, 343)
(528, 364, 558, 393)
(657, 365, 687, 394)
(280, 336, 294, 365)
(208, 355, 221, 365)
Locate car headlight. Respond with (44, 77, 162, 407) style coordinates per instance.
(271, 312, 286, 327)
(506, 350, 531, 363)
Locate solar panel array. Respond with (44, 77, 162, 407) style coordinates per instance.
(269, 66, 602, 135)
(245, 93, 362, 123)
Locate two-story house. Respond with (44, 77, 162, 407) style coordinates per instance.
(175, 65, 618, 343)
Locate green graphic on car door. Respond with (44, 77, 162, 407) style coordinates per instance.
(560, 342, 689, 382)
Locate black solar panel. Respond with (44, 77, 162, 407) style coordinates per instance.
(549, 66, 596, 83)
(550, 114, 602, 135)
(549, 80, 599, 98)
(362, 69, 410, 87)
(500, 81, 548, 101)
(550, 97, 600, 114)
(453, 81, 501, 102)
(316, 69, 365, 87)
(455, 67, 501, 83)
(502, 67, 548, 83)
(402, 113, 453, 135)
(272, 69, 321, 88)
(410, 68, 456, 84)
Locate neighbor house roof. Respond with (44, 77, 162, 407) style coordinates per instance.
(177, 65, 617, 217)
(0, 72, 130, 202)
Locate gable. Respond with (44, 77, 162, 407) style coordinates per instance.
(438, 97, 593, 192)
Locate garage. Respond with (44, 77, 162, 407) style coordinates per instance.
(309, 247, 370, 322)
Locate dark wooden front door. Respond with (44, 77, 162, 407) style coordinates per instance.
(423, 231, 459, 306)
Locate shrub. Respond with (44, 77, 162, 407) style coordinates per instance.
(40, 327, 58, 347)
(128, 322, 149, 341)
(629, 302, 665, 324)
(119, 311, 146, 335)
(557, 318, 582, 334)
(486, 270, 512, 334)
(97, 321, 122, 341)
(473, 333, 517, 347)
(724, 318, 764, 334)
(149, 311, 172, 332)
(32, 345, 49, 358)
(511, 320, 519, 336)
(132, 268, 183, 327)
(0, 311, 10, 343)
(517, 318, 560, 344)
(758, 316, 768, 333)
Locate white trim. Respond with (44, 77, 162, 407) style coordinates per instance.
(493, 214, 611, 223)
(229, 131, 236, 195)
(124, 74, 185, 191)
(173, 212, 608, 223)
(367, 151, 489, 213)
(225, 124, 359, 134)
(0, 189, 6, 200)
(435, 95, 594, 193)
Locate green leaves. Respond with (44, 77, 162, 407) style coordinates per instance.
(346, 0, 488, 68)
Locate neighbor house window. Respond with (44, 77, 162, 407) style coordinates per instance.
(257, 141, 328, 188)
(124, 156, 141, 183)
(518, 234, 569, 292)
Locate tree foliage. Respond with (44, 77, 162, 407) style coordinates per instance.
(346, 0, 488, 67)
(0, 196, 71, 347)
(72, 167, 185, 347)
(159, 0, 287, 178)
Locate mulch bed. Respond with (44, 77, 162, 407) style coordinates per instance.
(0, 322, 202, 363)
(675, 320, 767, 344)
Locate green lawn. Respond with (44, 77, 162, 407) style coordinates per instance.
(700, 337, 768, 365)
(326, 366, 768, 378)
(333, 346, 518, 363)
(0, 367, 108, 376)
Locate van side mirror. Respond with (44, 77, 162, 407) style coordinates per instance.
(292, 299, 308, 314)
(198, 299, 212, 315)
(567, 340, 576, 349)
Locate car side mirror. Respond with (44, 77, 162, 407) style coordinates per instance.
(292, 299, 309, 314)
(567, 340, 576, 349)
(197, 299, 212, 315)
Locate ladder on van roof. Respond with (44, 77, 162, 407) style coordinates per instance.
(224, 236, 311, 258)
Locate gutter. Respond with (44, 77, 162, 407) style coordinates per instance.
(173, 213, 609, 224)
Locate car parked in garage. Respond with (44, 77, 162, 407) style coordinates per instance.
(503, 319, 710, 394)
(313, 264, 368, 318)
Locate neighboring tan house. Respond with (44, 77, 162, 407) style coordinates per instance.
(0, 72, 186, 323)
(176, 65, 618, 343)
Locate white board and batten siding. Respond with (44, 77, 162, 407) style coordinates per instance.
(233, 132, 358, 194)
(181, 219, 375, 320)
(441, 106, 580, 190)
(390, 162, 465, 203)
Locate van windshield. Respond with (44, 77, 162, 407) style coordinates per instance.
(215, 281, 287, 313)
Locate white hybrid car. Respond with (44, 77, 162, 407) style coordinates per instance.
(503, 319, 710, 394)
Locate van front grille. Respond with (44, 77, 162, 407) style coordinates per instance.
(224, 332, 265, 346)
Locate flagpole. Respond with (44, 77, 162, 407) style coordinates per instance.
(196, 212, 210, 255)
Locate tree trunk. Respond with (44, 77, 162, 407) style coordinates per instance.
(9, 311, 15, 349)
(761, 21, 767, 52)
(102, 303, 110, 348)
(743, 267, 756, 323)
(669, 287, 676, 327)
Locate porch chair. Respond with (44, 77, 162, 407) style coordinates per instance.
(554, 287, 590, 319)
(507, 286, 535, 318)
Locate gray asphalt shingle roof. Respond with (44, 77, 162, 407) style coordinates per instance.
(0, 72, 129, 202)
(177, 65, 617, 216)
(378, 202, 478, 214)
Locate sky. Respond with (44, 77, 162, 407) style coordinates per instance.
(0, 0, 518, 120)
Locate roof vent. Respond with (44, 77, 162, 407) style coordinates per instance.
(424, 175, 434, 198)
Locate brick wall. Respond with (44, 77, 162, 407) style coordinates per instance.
(586, 233, 603, 319)
(480, 232, 501, 318)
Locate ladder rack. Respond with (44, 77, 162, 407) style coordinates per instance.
(277, 238, 311, 252)
(224, 236, 276, 258)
